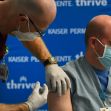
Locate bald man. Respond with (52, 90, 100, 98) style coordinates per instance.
(0, 0, 71, 95)
(0, 0, 71, 111)
(48, 15, 111, 111)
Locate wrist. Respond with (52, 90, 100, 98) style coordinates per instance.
(43, 57, 57, 67)
(25, 102, 33, 111)
(18, 103, 30, 111)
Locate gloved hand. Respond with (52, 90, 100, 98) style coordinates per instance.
(45, 64, 71, 96)
(25, 82, 48, 111)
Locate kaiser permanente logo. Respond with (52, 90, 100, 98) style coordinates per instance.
(6, 76, 36, 90)
(75, 0, 108, 7)
(8, 56, 72, 63)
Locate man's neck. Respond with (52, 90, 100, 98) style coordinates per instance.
(85, 51, 105, 71)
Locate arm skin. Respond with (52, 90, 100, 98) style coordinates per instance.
(48, 89, 73, 111)
(0, 103, 29, 111)
(21, 37, 51, 62)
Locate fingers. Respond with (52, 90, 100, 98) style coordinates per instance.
(56, 79, 68, 96)
(65, 77, 71, 89)
(34, 82, 48, 95)
(47, 78, 71, 96)
(42, 84, 48, 99)
(47, 78, 57, 91)
(42, 84, 48, 94)
(56, 80, 62, 96)
(51, 78, 56, 91)
(57, 77, 71, 96)
(35, 78, 71, 97)
(46, 79, 52, 91)
(33, 81, 41, 93)
(35, 81, 41, 88)
(61, 79, 67, 95)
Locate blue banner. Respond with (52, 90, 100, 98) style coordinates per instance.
(0, 0, 111, 110)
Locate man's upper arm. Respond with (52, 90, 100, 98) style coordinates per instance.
(48, 89, 73, 111)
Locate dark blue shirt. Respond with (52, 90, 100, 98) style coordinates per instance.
(94, 68, 109, 92)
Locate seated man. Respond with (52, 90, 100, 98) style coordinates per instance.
(48, 15, 111, 111)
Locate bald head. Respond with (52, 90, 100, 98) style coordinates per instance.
(9, 0, 56, 30)
(85, 15, 111, 47)
(0, 0, 56, 33)
(16, 0, 57, 30)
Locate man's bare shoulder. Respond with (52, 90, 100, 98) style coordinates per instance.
(48, 90, 73, 111)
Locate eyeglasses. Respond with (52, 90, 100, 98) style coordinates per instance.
(28, 18, 45, 37)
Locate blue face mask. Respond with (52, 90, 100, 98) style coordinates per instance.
(96, 38, 111, 70)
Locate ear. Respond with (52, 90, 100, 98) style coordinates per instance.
(88, 36, 96, 49)
(18, 14, 28, 24)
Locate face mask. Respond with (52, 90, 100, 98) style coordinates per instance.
(11, 16, 41, 41)
(96, 38, 111, 70)
(12, 31, 40, 41)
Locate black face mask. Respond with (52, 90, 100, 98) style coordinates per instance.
(0, 33, 9, 82)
